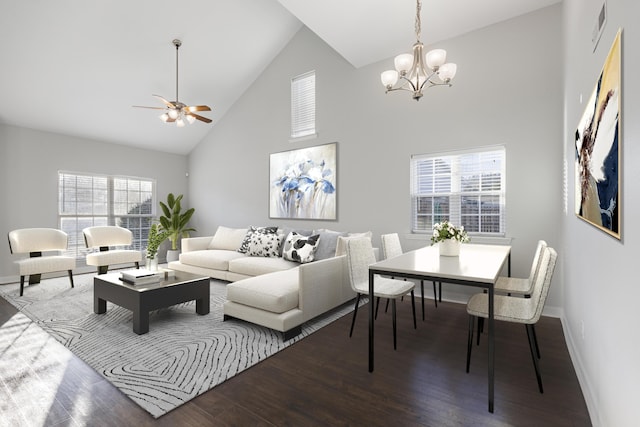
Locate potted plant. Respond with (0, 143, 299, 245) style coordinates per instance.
(430, 220, 470, 256)
(146, 223, 169, 270)
(159, 193, 196, 262)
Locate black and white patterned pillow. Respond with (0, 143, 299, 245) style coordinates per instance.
(283, 232, 320, 264)
(247, 233, 283, 257)
(237, 226, 278, 253)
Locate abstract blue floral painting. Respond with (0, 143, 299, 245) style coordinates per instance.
(270, 142, 336, 219)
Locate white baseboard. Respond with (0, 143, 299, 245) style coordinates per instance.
(561, 315, 599, 426)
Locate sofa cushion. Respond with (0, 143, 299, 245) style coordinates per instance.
(208, 226, 248, 250)
(312, 229, 348, 260)
(179, 249, 246, 271)
(228, 256, 299, 276)
(283, 232, 320, 264)
(226, 269, 299, 314)
(247, 233, 283, 257)
(237, 226, 278, 253)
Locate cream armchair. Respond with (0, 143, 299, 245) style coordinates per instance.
(83, 226, 142, 274)
(8, 228, 75, 296)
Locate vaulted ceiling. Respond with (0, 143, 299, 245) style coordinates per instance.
(0, 0, 560, 155)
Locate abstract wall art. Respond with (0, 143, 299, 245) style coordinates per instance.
(270, 142, 337, 220)
(575, 29, 621, 239)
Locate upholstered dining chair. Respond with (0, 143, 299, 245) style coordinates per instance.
(494, 240, 547, 297)
(83, 226, 142, 274)
(346, 237, 417, 350)
(465, 246, 557, 393)
(381, 233, 438, 321)
(8, 228, 75, 296)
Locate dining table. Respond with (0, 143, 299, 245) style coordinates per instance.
(367, 242, 511, 413)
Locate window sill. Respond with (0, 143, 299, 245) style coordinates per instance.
(289, 133, 318, 143)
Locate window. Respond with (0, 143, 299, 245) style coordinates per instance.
(410, 147, 506, 235)
(291, 70, 316, 139)
(58, 171, 156, 260)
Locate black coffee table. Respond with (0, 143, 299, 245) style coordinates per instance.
(94, 271, 210, 334)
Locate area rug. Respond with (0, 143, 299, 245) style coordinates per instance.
(0, 273, 359, 418)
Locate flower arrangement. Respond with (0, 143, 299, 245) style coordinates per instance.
(146, 223, 169, 260)
(430, 220, 470, 245)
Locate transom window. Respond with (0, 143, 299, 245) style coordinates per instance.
(291, 70, 316, 139)
(410, 147, 506, 235)
(58, 171, 156, 260)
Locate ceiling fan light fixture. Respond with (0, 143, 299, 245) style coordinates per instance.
(168, 109, 179, 120)
(176, 118, 186, 127)
(160, 112, 170, 122)
(186, 114, 196, 124)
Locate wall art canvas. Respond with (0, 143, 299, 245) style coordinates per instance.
(575, 29, 621, 239)
(270, 142, 337, 220)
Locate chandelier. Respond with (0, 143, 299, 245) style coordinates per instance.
(380, 0, 457, 101)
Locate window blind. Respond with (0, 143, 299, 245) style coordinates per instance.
(291, 71, 316, 138)
(410, 147, 506, 235)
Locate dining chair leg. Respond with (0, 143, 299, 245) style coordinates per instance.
(349, 293, 361, 337)
(439, 281, 442, 302)
(526, 324, 544, 393)
(420, 281, 425, 320)
(392, 299, 397, 350)
(477, 317, 484, 345)
(531, 324, 541, 359)
(375, 297, 381, 319)
(432, 281, 438, 308)
(466, 315, 475, 373)
(385, 298, 390, 313)
(410, 290, 417, 329)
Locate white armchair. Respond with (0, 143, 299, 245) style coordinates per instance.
(83, 226, 142, 274)
(8, 228, 75, 296)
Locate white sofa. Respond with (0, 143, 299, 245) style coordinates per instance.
(168, 226, 370, 339)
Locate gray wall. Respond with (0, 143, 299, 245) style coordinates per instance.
(0, 123, 189, 282)
(562, 0, 640, 425)
(188, 6, 564, 308)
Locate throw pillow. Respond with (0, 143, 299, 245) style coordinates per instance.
(312, 229, 348, 260)
(247, 233, 283, 257)
(335, 231, 373, 256)
(283, 232, 320, 264)
(277, 227, 312, 257)
(208, 226, 249, 250)
(237, 226, 278, 253)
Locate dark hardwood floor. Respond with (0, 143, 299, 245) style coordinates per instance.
(0, 294, 591, 426)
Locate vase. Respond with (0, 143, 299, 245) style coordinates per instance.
(166, 249, 180, 263)
(439, 239, 461, 256)
(146, 255, 159, 271)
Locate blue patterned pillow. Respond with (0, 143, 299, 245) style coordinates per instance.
(237, 226, 278, 253)
(283, 232, 320, 264)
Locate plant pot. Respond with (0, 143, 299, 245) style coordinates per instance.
(166, 249, 180, 263)
(146, 255, 159, 271)
(439, 239, 461, 256)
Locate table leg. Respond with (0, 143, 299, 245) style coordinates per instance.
(488, 285, 495, 413)
(133, 310, 149, 335)
(368, 269, 375, 372)
(196, 297, 209, 315)
(94, 297, 106, 314)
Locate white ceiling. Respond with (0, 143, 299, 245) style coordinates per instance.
(0, 0, 560, 155)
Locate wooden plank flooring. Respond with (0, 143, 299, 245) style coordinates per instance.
(0, 294, 591, 426)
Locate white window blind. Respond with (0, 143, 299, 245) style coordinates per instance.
(58, 171, 156, 260)
(291, 70, 316, 138)
(410, 147, 506, 235)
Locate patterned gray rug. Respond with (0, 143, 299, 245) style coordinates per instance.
(0, 272, 358, 418)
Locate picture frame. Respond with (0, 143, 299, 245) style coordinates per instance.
(575, 29, 621, 239)
(269, 142, 337, 220)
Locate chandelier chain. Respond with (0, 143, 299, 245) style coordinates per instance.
(415, 0, 422, 42)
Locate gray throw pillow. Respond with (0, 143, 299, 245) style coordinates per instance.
(312, 229, 348, 260)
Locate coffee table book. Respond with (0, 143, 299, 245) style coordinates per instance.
(120, 269, 162, 285)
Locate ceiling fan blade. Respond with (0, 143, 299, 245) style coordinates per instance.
(132, 105, 165, 110)
(187, 112, 212, 123)
(152, 94, 176, 108)
(186, 105, 211, 112)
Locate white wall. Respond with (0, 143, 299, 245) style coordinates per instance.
(188, 6, 564, 307)
(562, 0, 640, 425)
(0, 124, 189, 281)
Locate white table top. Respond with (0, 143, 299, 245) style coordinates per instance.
(369, 243, 511, 285)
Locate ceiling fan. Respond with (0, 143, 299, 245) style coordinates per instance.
(134, 39, 212, 127)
